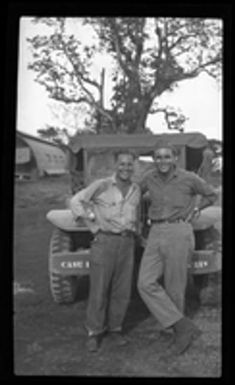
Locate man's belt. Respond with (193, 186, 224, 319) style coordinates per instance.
(98, 230, 134, 237)
(151, 218, 185, 224)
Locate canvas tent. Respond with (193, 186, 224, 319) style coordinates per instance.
(69, 132, 207, 153)
(15, 131, 68, 179)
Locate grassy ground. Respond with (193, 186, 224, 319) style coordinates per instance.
(13, 175, 222, 377)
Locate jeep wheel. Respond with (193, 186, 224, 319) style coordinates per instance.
(199, 227, 222, 306)
(197, 272, 222, 306)
(49, 228, 78, 304)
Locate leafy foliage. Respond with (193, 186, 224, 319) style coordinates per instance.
(37, 125, 71, 146)
(28, 17, 222, 134)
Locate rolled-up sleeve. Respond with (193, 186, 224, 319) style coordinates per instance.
(69, 179, 105, 219)
(191, 174, 218, 209)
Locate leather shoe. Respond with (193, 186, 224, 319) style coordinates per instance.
(172, 317, 202, 355)
(109, 331, 128, 346)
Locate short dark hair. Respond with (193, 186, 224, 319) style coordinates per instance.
(153, 139, 177, 156)
(114, 149, 137, 162)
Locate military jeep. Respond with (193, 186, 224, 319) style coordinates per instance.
(46, 133, 222, 305)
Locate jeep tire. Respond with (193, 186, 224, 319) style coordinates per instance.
(49, 228, 78, 304)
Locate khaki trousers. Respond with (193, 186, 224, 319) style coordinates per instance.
(138, 221, 195, 329)
(86, 232, 134, 335)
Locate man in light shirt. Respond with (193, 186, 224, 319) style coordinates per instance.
(70, 150, 140, 352)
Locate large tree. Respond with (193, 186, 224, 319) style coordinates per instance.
(27, 17, 222, 133)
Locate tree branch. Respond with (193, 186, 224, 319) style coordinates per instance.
(154, 19, 164, 60)
(74, 67, 100, 90)
(149, 107, 172, 129)
(165, 20, 188, 37)
(173, 46, 191, 57)
(108, 19, 132, 77)
(149, 106, 185, 132)
(149, 20, 165, 99)
(51, 94, 91, 105)
(59, 37, 100, 91)
(128, 18, 145, 66)
(148, 50, 221, 102)
(168, 33, 198, 51)
(57, 35, 115, 128)
(177, 54, 222, 81)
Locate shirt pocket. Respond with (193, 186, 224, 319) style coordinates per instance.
(95, 195, 117, 219)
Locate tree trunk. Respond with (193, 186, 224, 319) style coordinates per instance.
(133, 97, 153, 133)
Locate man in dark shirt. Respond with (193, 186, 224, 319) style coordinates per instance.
(138, 139, 217, 355)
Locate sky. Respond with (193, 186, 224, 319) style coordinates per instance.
(17, 17, 222, 141)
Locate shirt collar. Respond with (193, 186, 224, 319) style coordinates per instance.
(153, 165, 179, 179)
(112, 173, 138, 190)
(111, 174, 117, 184)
